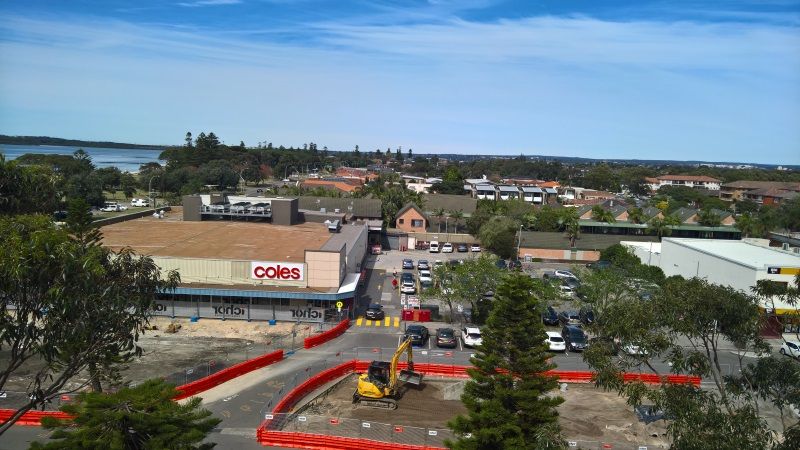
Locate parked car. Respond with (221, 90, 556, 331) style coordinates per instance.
(52, 210, 68, 221)
(418, 260, 430, 270)
(429, 241, 440, 253)
(456, 243, 468, 252)
(130, 198, 149, 207)
(553, 270, 578, 280)
(365, 304, 385, 320)
(100, 202, 126, 212)
(418, 269, 432, 284)
(401, 275, 416, 294)
(462, 326, 482, 348)
(470, 244, 481, 252)
(579, 307, 595, 325)
(587, 260, 611, 270)
(496, 259, 508, 270)
(542, 305, 559, 326)
(780, 340, 800, 359)
(561, 325, 588, 352)
(621, 343, 647, 356)
(370, 244, 382, 255)
(402, 259, 414, 270)
(558, 310, 581, 326)
(435, 328, 458, 348)
(404, 325, 429, 346)
(441, 243, 454, 253)
(544, 331, 566, 352)
(559, 285, 575, 296)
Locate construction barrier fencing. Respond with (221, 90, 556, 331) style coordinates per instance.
(0, 409, 72, 427)
(304, 319, 350, 349)
(174, 349, 284, 400)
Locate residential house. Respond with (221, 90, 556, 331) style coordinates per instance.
(646, 175, 722, 191)
(394, 203, 428, 232)
(720, 181, 800, 202)
(401, 175, 442, 194)
(497, 185, 521, 201)
(475, 184, 497, 200)
(743, 188, 799, 206)
(521, 186, 544, 204)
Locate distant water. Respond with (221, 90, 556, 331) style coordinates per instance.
(0, 144, 164, 172)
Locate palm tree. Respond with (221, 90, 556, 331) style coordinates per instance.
(591, 205, 616, 223)
(734, 212, 766, 238)
(647, 214, 680, 240)
(449, 209, 464, 234)
(698, 209, 722, 227)
(434, 208, 446, 232)
(558, 208, 580, 248)
(627, 207, 646, 224)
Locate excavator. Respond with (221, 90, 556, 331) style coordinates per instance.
(353, 337, 423, 410)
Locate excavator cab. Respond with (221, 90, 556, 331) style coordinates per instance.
(354, 337, 423, 409)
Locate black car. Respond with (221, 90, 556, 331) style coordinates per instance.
(456, 243, 468, 252)
(561, 325, 588, 352)
(435, 328, 457, 348)
(418, 260, 430, 270)
(402, 259, 414, 270)
(579, 307, 594, 325)
(542, 305, 559, 326)
(404, 325, 430, 346)
(558, 310, 581, 326)
(365, 304, 385, 320)
(401, 272, 414, 283)
(587, 260, 611, 270)
(496, 259, 508, 269)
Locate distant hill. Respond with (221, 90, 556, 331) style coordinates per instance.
(0, 135, 165, 150)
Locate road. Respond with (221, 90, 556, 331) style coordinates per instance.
(1, 253, 756, 449)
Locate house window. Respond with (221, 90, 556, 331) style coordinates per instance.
(411, 219, 424, 228)
(398, 218, 405, 224)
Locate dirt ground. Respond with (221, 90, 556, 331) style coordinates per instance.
(299, 375, 672, 447)
(0, 317, 321, 393)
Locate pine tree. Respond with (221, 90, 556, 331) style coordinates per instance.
(33, 379, 221, 450)
(448, 274, 565, 449)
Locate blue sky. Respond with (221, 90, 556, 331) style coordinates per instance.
(0, 1, 798, 164)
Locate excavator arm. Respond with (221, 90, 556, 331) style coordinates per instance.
(393, 337, 422, 387)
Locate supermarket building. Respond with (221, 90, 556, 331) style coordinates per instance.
(100, 195, 368, 323)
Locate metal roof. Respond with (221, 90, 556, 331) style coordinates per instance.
(476, 185, 496, 191)
(663, 238, 800, 269)
(498, 186, 520, 192)
(521, 186, 543, 193)
(544, 187, 558, 194)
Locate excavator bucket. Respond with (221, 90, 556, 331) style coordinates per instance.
(398, 369, 423, 385)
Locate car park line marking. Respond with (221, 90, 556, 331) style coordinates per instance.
(393, 317, 400, 328)
(356, 317, 363, 326)
(397, 335, 402, 347)
(384, 317, 390, 327)
(459, 338, 463, 351)
(428, 339, 432, 350)
(374, 319, 382, 327)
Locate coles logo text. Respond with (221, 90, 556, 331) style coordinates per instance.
(251, 261, 304, 281)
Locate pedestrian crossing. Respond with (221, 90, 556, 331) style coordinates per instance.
(355, 316, 401, 328)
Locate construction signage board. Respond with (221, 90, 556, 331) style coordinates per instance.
(767, 267, 800, 276)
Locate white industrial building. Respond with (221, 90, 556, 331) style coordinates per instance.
(624, 238, 800, 335)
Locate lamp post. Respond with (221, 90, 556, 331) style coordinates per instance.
(516, 225, 523, 259)
(148, 174, 159, 210)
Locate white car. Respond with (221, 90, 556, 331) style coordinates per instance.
(544, 331, 566, 352)
(462, 327, 482, 348)
(429, 241, 440, 253)
(418, 269, 432, 285)
(554, 270, 578, 280)
(401, 278, 416, 294)
(780, 340, 800, 359)
(130, 198, 149, 207)
(470, 244, 481, 252)
(100, 202, 126, 212)
(622, 344, 648, 356)
(441, 243, 454, 253)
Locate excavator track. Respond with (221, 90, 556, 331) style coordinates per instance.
(353, 391, 398, 410)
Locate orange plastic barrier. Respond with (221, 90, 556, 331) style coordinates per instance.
(257, 429, 445, 450)
(270, 360, 356, 416)
(0, 409, 72, 427)
(174, 349, 284, 400)
(304, 319, 350, 349)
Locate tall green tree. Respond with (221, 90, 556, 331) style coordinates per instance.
(32, 379, 221, 450)
(590, 205, 616, 223)
(449, 209, 464, 233)
(646, 214, 680, 240)
(0, 201, 180, 434)
(627, 207, 646, 224)
(478, 216, 518, 259)
(0, 155, 59, 215)
(447, 274, 564, 449)
(558, 208, 580, 248)
(698, 208, 722, 227)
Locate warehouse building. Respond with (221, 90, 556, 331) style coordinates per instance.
(101, 195, 368, 323)
(625, 238, 800, 335)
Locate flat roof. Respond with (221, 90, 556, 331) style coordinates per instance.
(663, 238, 800, 269)
(101, 214, 331, 262)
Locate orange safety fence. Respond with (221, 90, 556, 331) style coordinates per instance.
(173, 349, 284, 400)
(304, 319, 351, 349)
(0, 409, 72, 427)
(257, 429, 445, 450)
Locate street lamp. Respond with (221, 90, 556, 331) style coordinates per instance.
(516, 225, 523, 259)
(148, 174, 159, 210)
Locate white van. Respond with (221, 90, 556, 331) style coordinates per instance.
(130, 198, 149, 207)
(429, 241, 440, 253)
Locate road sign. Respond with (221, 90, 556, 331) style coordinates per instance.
(336, 301, 343, 308)
(768, 267, 800, 276)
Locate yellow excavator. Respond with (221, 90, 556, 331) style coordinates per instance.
(353, 337, 423, 409)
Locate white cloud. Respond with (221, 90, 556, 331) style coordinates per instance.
(177, 0, 242, 8)
(0, 13, 797, 163)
